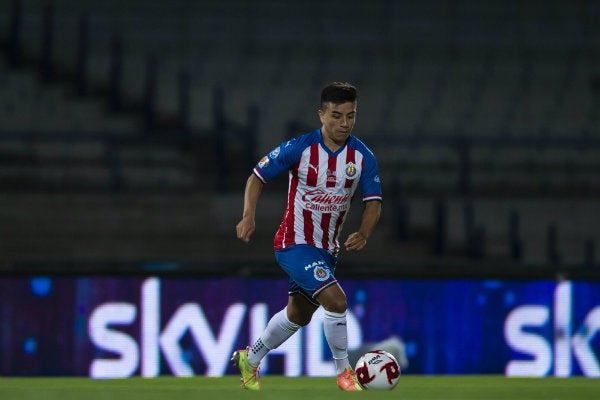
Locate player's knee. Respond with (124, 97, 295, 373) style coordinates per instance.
(323, 299, 347, 314)
(286, 303, 314, 326)
(287, 310, 312, 326)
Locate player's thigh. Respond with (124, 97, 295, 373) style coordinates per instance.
(314, 282, 347, 313)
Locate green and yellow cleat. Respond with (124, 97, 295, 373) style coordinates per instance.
(231, 347, 261, 390)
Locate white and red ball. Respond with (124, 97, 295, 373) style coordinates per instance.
(354, 350, 401, 390)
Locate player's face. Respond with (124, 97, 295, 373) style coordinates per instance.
(318, 101, 357, 149)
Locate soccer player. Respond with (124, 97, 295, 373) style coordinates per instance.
(233, 82, 383, 390)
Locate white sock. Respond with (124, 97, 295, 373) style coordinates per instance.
(323, 309, 351, 374)
(247, 307, 301, 367)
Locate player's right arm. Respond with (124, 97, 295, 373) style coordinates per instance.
(237, 132, 313, 242)
(236, 173, 264, 243)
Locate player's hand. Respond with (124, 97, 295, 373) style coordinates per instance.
(236, 217, 255, 243)
(344, 232, 367, 251)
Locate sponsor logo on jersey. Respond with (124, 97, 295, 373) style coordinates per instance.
(326, 169, 336, 185)
(302, 189, 349, 204)
(301, 189, 350, 212)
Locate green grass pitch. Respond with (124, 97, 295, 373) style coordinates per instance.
(0, 375, 597, 400)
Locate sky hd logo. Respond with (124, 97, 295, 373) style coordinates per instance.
(504, 281, 600, 377)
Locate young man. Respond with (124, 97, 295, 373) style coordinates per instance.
(234, 82, 383, 390)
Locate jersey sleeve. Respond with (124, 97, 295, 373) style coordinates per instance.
(252, 137, 303, 183)
(359, 148, 383, 202)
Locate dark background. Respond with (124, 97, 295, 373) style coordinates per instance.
(0, 0, 599, 280)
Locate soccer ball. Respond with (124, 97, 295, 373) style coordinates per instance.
(354, 350, 401, 390)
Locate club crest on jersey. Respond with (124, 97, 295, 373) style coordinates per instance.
(314, 266, 330, 281)
(345, 162, 357, 179)
(258, 156, 270, 168)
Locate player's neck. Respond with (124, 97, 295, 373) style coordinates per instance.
(321, 131, 346, 153)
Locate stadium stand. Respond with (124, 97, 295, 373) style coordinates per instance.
(0, 0, 599, 277)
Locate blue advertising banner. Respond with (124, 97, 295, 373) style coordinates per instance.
(0, 276, 598, 377)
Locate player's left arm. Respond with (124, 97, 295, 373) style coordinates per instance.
(344, 200, 382, 251)
(345, 143, 383, 252)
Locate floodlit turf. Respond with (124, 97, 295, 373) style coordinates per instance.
(0, 375, 598, 400)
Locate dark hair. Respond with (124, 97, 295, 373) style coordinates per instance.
(320, 82, 357, 110)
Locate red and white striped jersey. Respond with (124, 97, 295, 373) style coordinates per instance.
(253, 129, 382, 256)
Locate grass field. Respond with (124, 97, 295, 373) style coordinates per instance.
(0, 375, 598, 400)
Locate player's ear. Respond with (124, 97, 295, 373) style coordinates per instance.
(317, 109, 325, 123)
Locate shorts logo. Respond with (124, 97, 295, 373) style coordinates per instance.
(314, 266, 330, 281)
(345, 162, 357, 179)
(258, 156, 270, 168)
